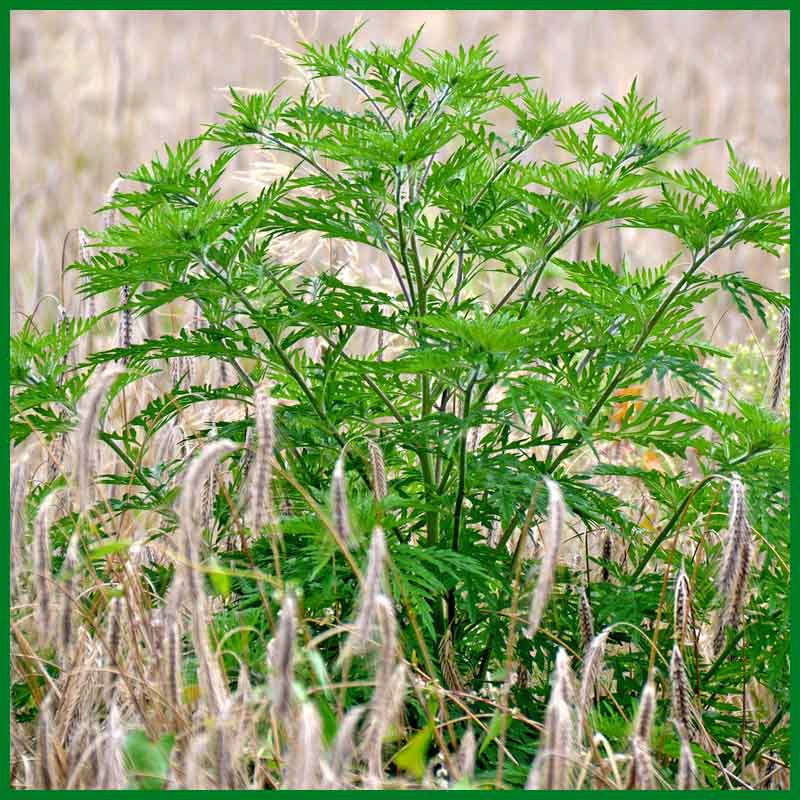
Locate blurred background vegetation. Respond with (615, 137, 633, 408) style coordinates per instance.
(11, 10, 788, 343)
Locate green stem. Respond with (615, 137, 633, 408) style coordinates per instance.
(451, 370, 479, 555)
(199, 254, 351, 449)
(99, 434, 156, 493)
(489, 219, 582, 318)
(743, 705, 786, 767)
(425, 141, 530, 290)
(630, 474, 723, 580)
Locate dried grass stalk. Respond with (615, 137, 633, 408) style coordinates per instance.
(769, 308, 789, 411)
(33, 495, 57, 644)
(673, 564, 691, 645)
(578, 588, 594, 649)
(331, 452, 353, 548)
(178, 439, 239, 714)
(626, 680, 656, 789)
(247, 381, 275, 533)
(527, 648, 576, 790)
(676, 733, 697, 789)
(367, 439, 387, 502)
(346, 527, 387, 656)
(74, 367, 122, 511)
(670, 644, 693, 737)
(525, 478, 565, 639)
(270, 590, 297, 723)
(578, 628, 610, 728)
(284, 701, 322, 789)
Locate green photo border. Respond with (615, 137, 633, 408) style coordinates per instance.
(4, 5, 794, 796)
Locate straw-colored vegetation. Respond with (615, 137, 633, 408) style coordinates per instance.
(10, 12, 789, 791)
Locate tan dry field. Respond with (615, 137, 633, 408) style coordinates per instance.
(11, 10, 789, 342)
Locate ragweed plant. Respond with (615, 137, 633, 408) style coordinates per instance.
(11, 28, 789, 789)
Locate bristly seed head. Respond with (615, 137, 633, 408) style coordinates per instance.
(346, 527, 387, 656)
(717, 475, 748, 598)
(10, 452, 29, 600)
(117, 284, 131, 363)
(601, 531, 612, 581)
(527, 647, 576, 790)
(331, 452, 353, 548)
(103, 177, 124, 231)
(634, 679, 656, 742)
(673, 564, 691, 645)
(525, 478, 565, 639)
(578, 628, 609, 728)
(769, 308, 789, 412)
(670, 644, 693, 737)
(284, 701, 322, 789)
(715, 475, 755, 648)
(74, 367, 123, 512)
(33, 495, 58, 645)
(578, 588, 594, 649)
(676, 733, 697, 789)
(247, 381, 275, 534)
(58, 532, 81, 658)
(270, 590, 297, 721)
(626, 680, 656, 790)
(367, 440, 387, 503)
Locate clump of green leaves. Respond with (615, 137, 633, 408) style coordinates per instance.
(12, 28, 789, 789)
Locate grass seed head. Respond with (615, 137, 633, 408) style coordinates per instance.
(670, 644, 693, 737)
(270, 590, 297, 721)
(769, 308, 789, 411)
(578, 587, 594, 649)
(673, 564, 691, 645)
(247, 381, 275, 533)
(331, 451, 353, 548)
(284, 701, 323, 789)
(676, 733, 697, 789)
(75, 367, 122, 511)
(57, 532, 81, 658)
(367, 439, 387, 502)
(347, 526, 387, 656)
(579, 628, 610, 728)
(525, 477, 565, 639)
